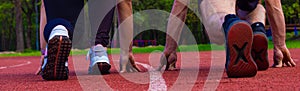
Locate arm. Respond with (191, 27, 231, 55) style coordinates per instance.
(158, 0, 189, 71)
(117, 0, 140, 73)
(164, 0, 189, 52)
(265, 0, 296, 67)
(40, 0, 47, 54)
(36, 0, 47, 75)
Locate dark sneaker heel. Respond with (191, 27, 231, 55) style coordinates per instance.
(251, 22, 269, 71)
(226, 21, 257, 78)
(98, 62, 111, 74)
(89, 62, 111, 75)
(42, 35, 72, 80)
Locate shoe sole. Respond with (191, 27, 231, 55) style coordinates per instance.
(89, 62, 111, 75)
(42, 36, 71, 80)
(252, 33, 269, 71)
(227, 22, 257, 78)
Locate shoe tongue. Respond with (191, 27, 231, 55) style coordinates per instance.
(93, 45, 106, 56)
(94, 45, 104, 51)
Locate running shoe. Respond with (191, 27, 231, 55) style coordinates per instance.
(41, 25, 72, 80)
(87, 45, 111, 75)
(251, 22, 269, 71)
(223, 14, 257, 78)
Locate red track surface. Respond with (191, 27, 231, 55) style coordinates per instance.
(1, 49, 300, 90)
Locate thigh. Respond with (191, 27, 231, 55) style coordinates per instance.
(236, 0, 260, 12)
(199, 0, 236, 21)
(43, 0, 84, 26)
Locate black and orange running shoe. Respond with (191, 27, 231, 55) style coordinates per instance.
(41, 25, 72, 80)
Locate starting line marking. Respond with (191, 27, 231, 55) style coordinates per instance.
(135, 62, 167, 91)
(0, 61, 31, 70)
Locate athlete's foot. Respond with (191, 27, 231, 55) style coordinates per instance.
(119, 53, 141, 73)
(272, 46, 296, 67)
(251, 22, 269, 71)
(223, 14, 257, 78)
(157, 51, 177, 71)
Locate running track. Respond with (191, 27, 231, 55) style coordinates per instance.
(1, 49, 300, 90)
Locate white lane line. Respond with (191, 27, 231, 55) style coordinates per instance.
(0, 67, 7, 70)
(0, 61, 31, 70)
(135, 62, 167, 91)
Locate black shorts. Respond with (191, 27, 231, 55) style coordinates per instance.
(237, 0, 259, 12)
(43, 0, 84, 27)
(43, 0, 115, 47)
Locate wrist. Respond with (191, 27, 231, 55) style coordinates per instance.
(41, 49, 46, 55)
(273, 44, 287, 50)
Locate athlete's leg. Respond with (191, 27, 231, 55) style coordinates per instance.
(94, 8, 115, 47)
(40, 0, 84, 80)
(199, 0, 236, 45)
(237, 2, 269, 71)
(85, 0, 116, 74)
(88, 6, 116, 74)
(237, 4, 266, 25)
(200, 0, 257, 77)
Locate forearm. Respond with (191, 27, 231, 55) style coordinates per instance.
(40, 0, 47, 53)
(265, 0, 286, 48)
(117, 0, 133, 52)
(165, 0, 189, 51)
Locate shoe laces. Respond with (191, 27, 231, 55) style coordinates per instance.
(86, 45, 108, 61)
